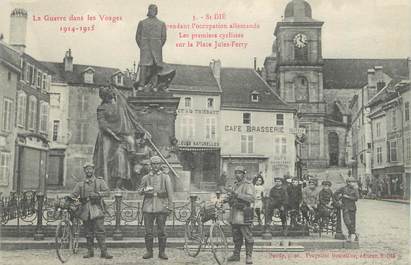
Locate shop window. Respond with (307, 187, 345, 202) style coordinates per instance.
(53, 120, 60, 141)
(0, 152, 11, 186)
(243, 113, 251, 124)
(17, 91, 27, 127)
(2, 98, 13, 132)
(276, 113, 284, 126)
(28, 96, 37, 130)
(241, 134, 254, 153)
(181, 116, 195, 138)
(39, 101, 49, 133)
(207, 98, 214, 109)
(184, 97, 192, 108)
(376, 146, 383, 165)
(388, 140, 397, 162)
(376, 122, 381, 137)
(205, 117, 216, 139)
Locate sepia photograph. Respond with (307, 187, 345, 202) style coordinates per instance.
(0, 0, 410, 264)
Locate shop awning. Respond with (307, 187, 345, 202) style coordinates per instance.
(179, 146, 220, 152)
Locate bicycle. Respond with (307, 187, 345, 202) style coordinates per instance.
(184, 198, 228, 265)
(54, 196, 81, 263)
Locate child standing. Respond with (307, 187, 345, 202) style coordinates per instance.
(253, 175, 265, 225)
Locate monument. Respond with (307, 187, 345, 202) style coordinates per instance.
(93, 4, 189, 197)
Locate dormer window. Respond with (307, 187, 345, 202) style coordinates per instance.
(113, 71, 124, 86)
(83, 67, 95, 84)
(251, 90, 260, 102)
(207, 98, 214, 109)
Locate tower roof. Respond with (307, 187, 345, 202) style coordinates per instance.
(283, 0, 317, 22)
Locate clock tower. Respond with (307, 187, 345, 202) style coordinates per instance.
(273, 0, 327, 167)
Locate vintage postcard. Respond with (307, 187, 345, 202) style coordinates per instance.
(0, 0, 410, 264)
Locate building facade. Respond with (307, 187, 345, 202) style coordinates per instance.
(263, 0, 410, 184)
(220, 67, 296, 190)
(0, 41, 19, 195)
(368, 78, 411, 200)
(43, 50, 130, 189)
(169, 63, 222, 190)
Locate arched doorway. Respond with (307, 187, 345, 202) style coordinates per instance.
(328, 132, 339, 166)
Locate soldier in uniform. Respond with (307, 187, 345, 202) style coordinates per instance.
(267, 177, 289, 233)
(227, 166, 255, 264)
(287, 177, 302, 229)
(71, 162, 113, 259)
(334, 177, 360, 242)
(140, 156, 174, 259)
(135, 4, 167, 89)
(318, 180, 335, 231)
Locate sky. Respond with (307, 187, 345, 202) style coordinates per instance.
(0, 0, 410, 71)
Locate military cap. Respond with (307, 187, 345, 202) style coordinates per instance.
(83, 162, 95, 169)
(274, 177, 283, 182)
(150, 156, 162, 164)
(291, 177, 299, 181)
(346, 176, 357, 183)
(322, 180, 332, 186)
(234, 166, 246, 173)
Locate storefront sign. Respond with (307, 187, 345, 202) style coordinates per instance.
(179, 140, 219, 147)
(177, 109, 219, 115)
(224, 125, 295, 134)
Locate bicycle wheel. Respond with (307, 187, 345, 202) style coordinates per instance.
(210, 224, 228, 265)
(71, 219, 80, 254)
(184, 215, 203, 257)
(55, 220, 73, 263)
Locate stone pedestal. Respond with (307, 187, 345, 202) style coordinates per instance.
(127, 92, 190, 193)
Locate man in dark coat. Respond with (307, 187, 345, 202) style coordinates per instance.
(140, 156, 174, 260)
(287, 177, 302, 228)
(71, 163, 112, 259)
(227, 166, 255, 264)
(334, 177, 360, 242)
(318, 180, 335, 231)
(267, 177, 288, 232)
(136, 4, 167, 89)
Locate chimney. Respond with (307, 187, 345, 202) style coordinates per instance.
(253, 57, 257, 70)
(9, 8, 28, 53)
(367, 69, 376, 89)
(374, 66, 384, 82)
(408, 57, 411, 80)
(210, 59, 221, 86)
(63, 49, 73, 72)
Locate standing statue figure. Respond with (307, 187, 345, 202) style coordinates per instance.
(136, 4, 167, 91)
(93, 86, 150, 190)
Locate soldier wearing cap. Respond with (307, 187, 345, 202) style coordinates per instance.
(318, 180, 335, 231)
(301, 178, 320, 223)
(71, 162, 112, 259)
(334, 177, 360, 242)
(287, 177, 302, 229)
(227, 165, 255, 264)
(267, 177, 288, 233)
(140, 155, 174, 259)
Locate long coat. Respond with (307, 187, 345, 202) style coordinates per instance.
(140, 171, 174, 213)
(136, 16, 166, 66)
(229, 177, 255, 225)
(71, 176, 110, 221)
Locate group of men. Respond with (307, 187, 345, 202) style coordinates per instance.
(71, 160, 359, 264)
(71, 155, 173, 260)
(263, 176, 360, 241)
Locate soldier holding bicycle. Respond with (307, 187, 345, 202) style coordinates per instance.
(226, 166, 255, 265)
(71, 162, 113, 259)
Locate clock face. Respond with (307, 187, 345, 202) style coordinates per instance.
(293, 33, 307, 48)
